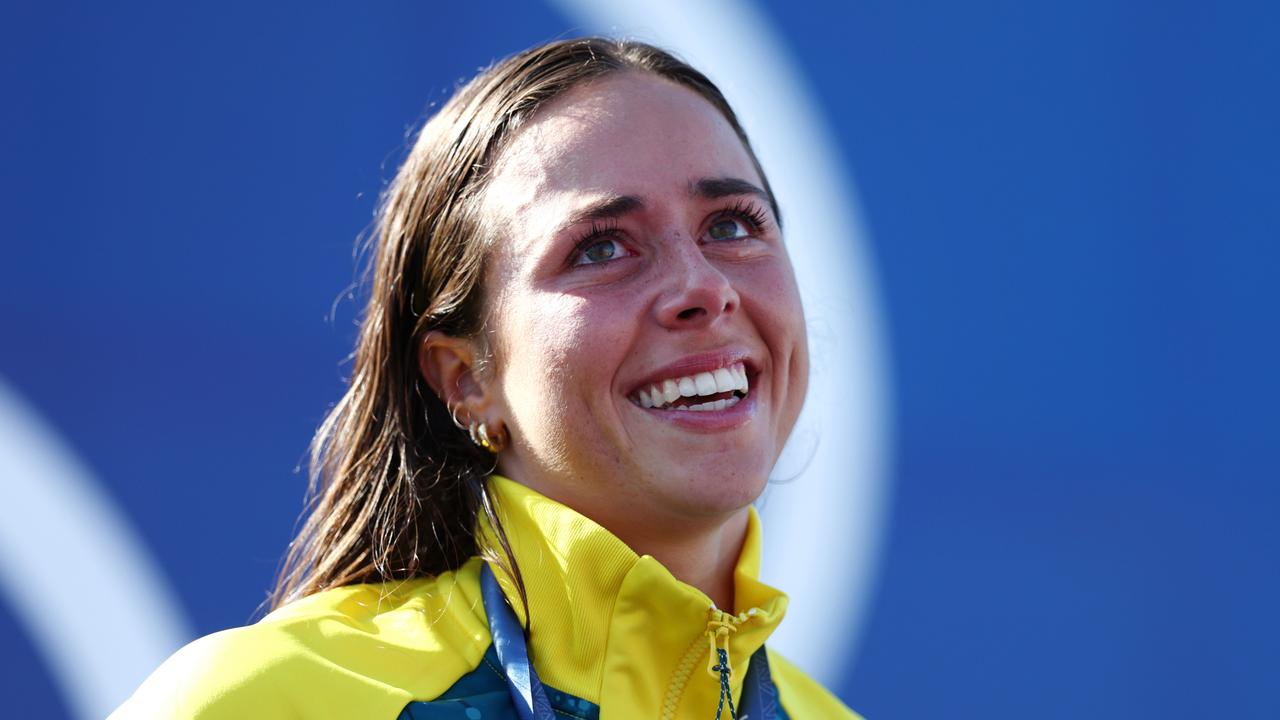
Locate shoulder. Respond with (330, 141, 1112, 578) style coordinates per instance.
(767, 647, 865, 720)
(110, 560, 490, 719)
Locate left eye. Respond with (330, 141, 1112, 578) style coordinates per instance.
(707, 217, 751, 241)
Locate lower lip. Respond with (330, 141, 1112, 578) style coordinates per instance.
(631, 388, 758, 432)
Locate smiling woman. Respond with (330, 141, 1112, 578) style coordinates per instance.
(112, 37, 860, 720)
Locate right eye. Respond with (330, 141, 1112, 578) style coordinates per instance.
(572, 236, 632, 266)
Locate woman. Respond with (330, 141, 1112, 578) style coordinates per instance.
(114, 37, 861, 719)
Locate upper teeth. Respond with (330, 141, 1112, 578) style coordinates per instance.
(632, 362, 749, 410)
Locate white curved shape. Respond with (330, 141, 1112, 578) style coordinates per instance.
(0, 378, 192, 719)
(548, 0, 894, 682)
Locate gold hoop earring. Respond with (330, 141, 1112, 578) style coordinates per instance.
(451, 404, 506, 454)
(472, 420, 507, 454)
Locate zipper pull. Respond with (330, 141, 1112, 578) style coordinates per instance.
(706, 617, 739, 720)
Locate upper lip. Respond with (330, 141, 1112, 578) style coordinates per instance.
(626, 349, 758, 397)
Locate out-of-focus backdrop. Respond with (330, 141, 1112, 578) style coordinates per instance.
(2, 2, 1277, 718)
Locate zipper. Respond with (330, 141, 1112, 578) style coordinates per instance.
(660, 607, 761, 720)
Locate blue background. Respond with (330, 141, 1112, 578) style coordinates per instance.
(2, 1, 1277, 717)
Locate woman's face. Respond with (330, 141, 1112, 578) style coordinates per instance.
(478, 72, 808, 535)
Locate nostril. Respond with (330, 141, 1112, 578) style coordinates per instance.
(676, 307, 705, 321)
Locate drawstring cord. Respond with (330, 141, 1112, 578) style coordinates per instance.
(707, 619, 738, 720)
(712, 647, 737, 720)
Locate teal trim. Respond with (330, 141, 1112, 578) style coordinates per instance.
(541, 685, 599, 720)
(777, 694, 793, 720)
(395, 643, 794, 719)
(397, 646, 600, 720)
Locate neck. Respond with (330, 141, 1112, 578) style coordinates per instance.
(494, 463, 757, 611)
(605, 508, 751, 611)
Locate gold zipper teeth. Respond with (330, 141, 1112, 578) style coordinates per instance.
(660, 634, 706, 720)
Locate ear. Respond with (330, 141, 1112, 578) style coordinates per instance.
(418, 331, 495, 421)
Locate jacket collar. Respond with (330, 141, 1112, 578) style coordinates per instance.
(480, 475, 789, 719)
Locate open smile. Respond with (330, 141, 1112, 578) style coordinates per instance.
(628, 361, 750, 411)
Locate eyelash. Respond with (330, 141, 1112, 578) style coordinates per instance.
(568, 200, 772, 266)
(721, 199, 771, 233)
(571, 218, 622, 258)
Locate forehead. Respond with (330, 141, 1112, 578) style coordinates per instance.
(481, 73, 761, 246)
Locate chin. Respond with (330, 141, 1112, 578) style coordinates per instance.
(660, 463, 770, 519)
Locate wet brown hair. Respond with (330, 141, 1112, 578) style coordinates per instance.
(270, 36, 778, 610)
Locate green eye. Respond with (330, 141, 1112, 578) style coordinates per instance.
(708, 218, 749, 241)
(574, 238, 627, 266)
(585, 241, 616, 262)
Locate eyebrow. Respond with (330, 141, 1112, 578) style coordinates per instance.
(691, 176, 772, 205)
(556, 176, 779, 237)
(562, 194, 645, 232)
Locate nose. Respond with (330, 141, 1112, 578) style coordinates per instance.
(653, 243, 740, 329)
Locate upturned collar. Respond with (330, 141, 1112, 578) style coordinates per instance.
(479, 475, 789, 720)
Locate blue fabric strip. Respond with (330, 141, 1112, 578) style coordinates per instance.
(481, 564, 556, 720)
(739, 646, 779, 720)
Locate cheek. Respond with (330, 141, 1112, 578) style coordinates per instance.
(737, 258, 807, 343)
(773, 262, 808, 369)
(495, 290, 632, 421)
(775, 269, 810, 430)
(735, 258, 809, 417)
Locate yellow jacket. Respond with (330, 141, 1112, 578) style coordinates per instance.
(113, 476, 860, 719)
